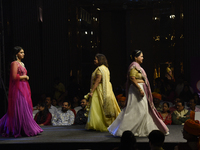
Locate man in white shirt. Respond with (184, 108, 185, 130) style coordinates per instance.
(45, 96, 58, 119)
(52, 101, 75, 126)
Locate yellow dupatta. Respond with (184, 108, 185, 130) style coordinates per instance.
(91, 65, 117, 117)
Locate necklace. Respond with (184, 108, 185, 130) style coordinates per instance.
(17, 60, 25, 68)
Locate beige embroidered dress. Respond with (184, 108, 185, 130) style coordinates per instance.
(86, 65, 121, 132)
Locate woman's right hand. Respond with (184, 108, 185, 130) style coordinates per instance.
(140, 90, 144, 97)
(26, 75, 29, 80)
(89, 92, 93, 97)
(20, 75, 29, 81)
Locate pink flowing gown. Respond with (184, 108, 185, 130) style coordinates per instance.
(0, 61, 43, 137)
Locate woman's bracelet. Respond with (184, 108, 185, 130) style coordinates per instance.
(139, 88, 142, 91)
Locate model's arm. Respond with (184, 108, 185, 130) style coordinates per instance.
(89, 74, 102, 97)
(129, 68, 144, 97)
(11, 62, 29, 80)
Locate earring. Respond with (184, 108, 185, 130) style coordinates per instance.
(16, 56, 18, 60)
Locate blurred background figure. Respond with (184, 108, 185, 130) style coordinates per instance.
(116, 94, 126, 110)
(152, 92, 162, 112)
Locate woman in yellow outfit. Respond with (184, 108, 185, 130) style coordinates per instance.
(86, 53, 121, 132)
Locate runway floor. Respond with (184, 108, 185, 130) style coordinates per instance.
(0, 125, 186, 150)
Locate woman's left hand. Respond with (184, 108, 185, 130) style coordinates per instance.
(89, 92, 93, 97)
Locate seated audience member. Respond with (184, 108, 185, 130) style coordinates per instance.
(34, 102, 52, 126)
(52, 101, 75, 126)
(169, 98, 181, 113)
(172, 101, 190, 125)
(193, 92, 200, 105)
(72, 95, 82, 113)
(187, 99, 200, 112)
(148, 130, 165, 150)
(158, 102, 172, 125)
(113, 130, 138, 150)
(174, 112, 200, 150)
(162, 83, 176, 103)
(45, 96, 58, 118)
(52, 98, 59, 108)
(179, 85, 193, 103)
(75, 99, 88, 125)
(152, 92, 162, 112)
(116, 94, 126, 110)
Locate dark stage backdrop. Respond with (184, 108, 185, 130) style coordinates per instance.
(11, 0, 69, 103)
(4, 0, 200, 106)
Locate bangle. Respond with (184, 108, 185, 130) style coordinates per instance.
(139, 88, 142, 91)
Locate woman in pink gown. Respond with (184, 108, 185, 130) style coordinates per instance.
(0, 46, 43, 137)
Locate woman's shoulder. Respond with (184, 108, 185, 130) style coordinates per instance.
(98, 65, 108, 69)
(97, 65, 109, 73)
(11, 61, 18, 65)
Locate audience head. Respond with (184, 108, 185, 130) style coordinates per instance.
(148, 130, 165, 148)
(176, 100, 185, 112)
(73, 95, 80, 106)
(193, 92, 200, 104)
(62, 101, 71, 113)
(120, 130, 137, 150)
(152, 92, 162, 106)
(189, 99, 196, 111)
(80, 99, 87, 109)
(95, 53, 108, 67)
(116, 94, 126, 109)
(182, 85, 191, 93)
(162, 102, 170, 113)
(183, 119, 200, 142)
(174, 98, 181, 104)
(39, 102, 49, 112)
(40, 93, 46, 102)
(45, 96, 52, 107)
(52, 98, 57, 106)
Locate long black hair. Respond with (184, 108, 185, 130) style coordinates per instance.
(130, 50, 143, 61)
(13, 46, 23, 60)
(36, 102, 50, 124)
